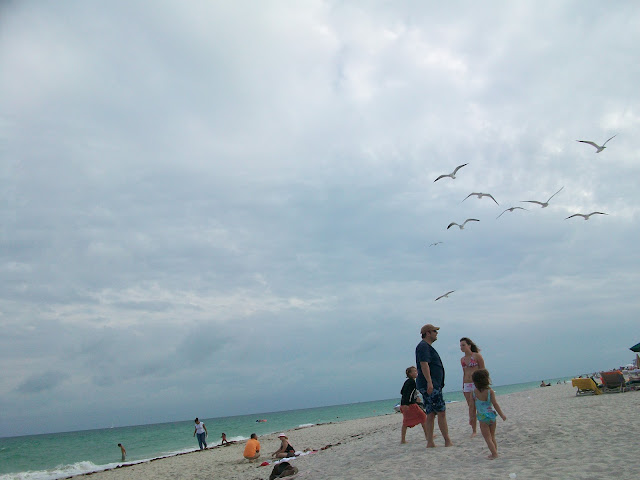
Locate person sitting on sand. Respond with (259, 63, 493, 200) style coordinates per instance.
(400, 366, 429, 445)
(460, 337, 485, 438)
(221, 432, 230, 445)
(243, 433, 261, 461)
(472, 369, 507, 460)
(540, 380, 547, 387)
(272, 433, 296, 458)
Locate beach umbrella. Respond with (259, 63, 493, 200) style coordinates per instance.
(630, 342, 640, 353)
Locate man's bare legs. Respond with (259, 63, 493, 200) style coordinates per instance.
(425, 413, 436, 447)
(425, 412, 453, 447)
(436, 411, 453, 447)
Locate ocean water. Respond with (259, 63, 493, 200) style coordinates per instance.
(0, 378, 570, 479)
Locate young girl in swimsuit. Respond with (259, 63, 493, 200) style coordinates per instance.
(471, 369, 506, 459)
(460, 337, 485, 437)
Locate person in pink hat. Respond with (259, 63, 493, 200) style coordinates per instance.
(272, 433, 296, 458)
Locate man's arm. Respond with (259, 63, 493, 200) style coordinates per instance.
(420, 361, 434, 394)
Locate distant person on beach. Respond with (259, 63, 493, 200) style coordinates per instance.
(243, 433, 261, 461)
(416, 323, 453, 447)
(460, 337, 485, 438)
(472, 369, 507, 460)
(400, 366, 429, 445)
(193, 418, 208, 450)
(272, 433, 296, 458)
(221, 432, 230, 445)
(117, 443, 126, 462)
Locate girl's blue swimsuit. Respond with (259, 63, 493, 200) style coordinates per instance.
(474, 389, 497, 424)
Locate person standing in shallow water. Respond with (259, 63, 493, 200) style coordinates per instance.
(415, 323, 452, 447)
(460, 337, 485, 438)
(117, 443, 126, 462)
(193, 418, 208, 450)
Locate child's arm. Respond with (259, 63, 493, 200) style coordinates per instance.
(490, 389, 507, 421)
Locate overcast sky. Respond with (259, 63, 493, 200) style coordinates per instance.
(1, 1, 639, 437)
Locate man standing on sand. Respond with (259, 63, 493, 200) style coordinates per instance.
(416, 323, 452, 448)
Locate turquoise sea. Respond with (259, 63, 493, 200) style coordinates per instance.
(0, 378, 571, 479)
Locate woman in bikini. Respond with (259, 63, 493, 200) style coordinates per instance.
(460, 337, 485, 437)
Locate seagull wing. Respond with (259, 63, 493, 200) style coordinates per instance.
(546, 186, 564, 203)
(589, 212, 608, 217)
(462, 218, 480, 226)
(434, 174, 448, 182)
(462, 193, 474, 202)
(602, 134, 617, 146)
(486, 193, 499, 205)
(447, 222, 458, 229)
(521, 200, 544, 206)
(435, 290, 455, 301)
(565, 214, 582, 220)
(452, 163, 468, 175)
(496, 209, 508, 219)
(577, 140, 600, 149)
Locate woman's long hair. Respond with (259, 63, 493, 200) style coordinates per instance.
(460, 337, 480, 353)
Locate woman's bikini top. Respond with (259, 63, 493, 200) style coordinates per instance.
(462, 356, 479, 368)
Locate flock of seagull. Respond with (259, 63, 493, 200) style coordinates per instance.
(431, 135, 617, 301)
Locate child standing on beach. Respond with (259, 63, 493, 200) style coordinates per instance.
(471, 369, 506, 459)
(400, 366, 429, 445)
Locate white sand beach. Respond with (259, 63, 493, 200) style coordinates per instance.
(75, 384, 639, 480)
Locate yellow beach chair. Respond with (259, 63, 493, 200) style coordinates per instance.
(571, 378, 602, 396)
(600, 371, 626, 393)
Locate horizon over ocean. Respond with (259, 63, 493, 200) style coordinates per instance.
(0, 377, 572, 480)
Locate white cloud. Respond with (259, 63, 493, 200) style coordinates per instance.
(1, 0, 640, 436)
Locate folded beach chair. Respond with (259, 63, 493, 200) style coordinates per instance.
(571, 378, 602, 396)
(600, 371, 626, 393)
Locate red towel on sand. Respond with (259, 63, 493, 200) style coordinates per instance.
(402, 404, 426, 428)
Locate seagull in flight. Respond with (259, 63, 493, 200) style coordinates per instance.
(435, 290, 455, 301)
(565, 212, 608, 220)
(447, 219, 479, 230)
(576, 135, 617, 153)
(496, 206, 528, 219)
(434, 163, 468, 182)
(462, 192, 499, 205)
(429, 241, 443, 246)
(521, 187, 564, 208)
